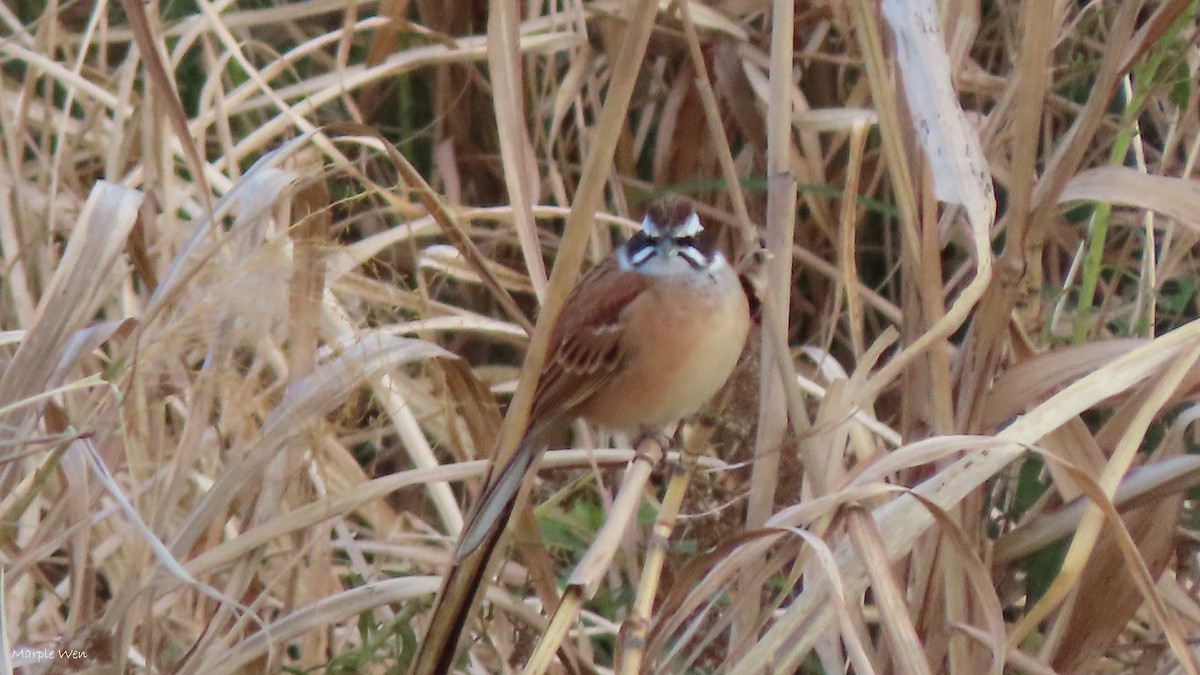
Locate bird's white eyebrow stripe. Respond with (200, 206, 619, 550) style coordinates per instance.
(640, 214, 661, 237)
(639, 210, 703, 237)
(674, 212, 702, 236)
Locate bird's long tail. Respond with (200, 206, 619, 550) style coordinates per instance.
(412, 428, 551, 674)
(453, 442, 538, 561)
(412, 505, 510, 674)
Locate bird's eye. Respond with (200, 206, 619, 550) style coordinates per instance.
(645, 235, 661, 245)
(675, 235, 698, 248)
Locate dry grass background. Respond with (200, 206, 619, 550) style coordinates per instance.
(5, 0, 1200, 673)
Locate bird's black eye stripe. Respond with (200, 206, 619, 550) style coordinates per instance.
(675, 235, 698, 248)
(624, 231, 656, 265)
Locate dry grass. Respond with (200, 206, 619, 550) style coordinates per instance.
(5, 0, 1200, 673)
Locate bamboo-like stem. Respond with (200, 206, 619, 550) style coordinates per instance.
(737, 0, 798, 651)
(525, 436, 666, 675)
(617, 433, 704, 675)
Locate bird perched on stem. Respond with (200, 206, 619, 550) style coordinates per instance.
(414, 194, 755, 673)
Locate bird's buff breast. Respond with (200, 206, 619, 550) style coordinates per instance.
(578, 270, 750, 430)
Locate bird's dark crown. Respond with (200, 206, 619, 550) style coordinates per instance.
(643, 194, 698, 236)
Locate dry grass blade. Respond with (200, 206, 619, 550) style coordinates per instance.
(995, 453, 1200, 565)
(846, 507, 936, 675)
(981, 338, 1146, 429)
(118, 0, 211, 211)
(881, 0, 995, 231)
(1048, 465, 1183, 671)
(0, 568, 10, 675)
(901, 486, 1008, 675)
(1061, 166, 1200, 233)
(1035, 450, 1198, 674)
(282, 178, 333, 665)
(487, 0, 546, 299)
(0, 182, 141, 464)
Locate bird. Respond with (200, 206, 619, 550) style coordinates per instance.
(415, 194, 754, 673)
